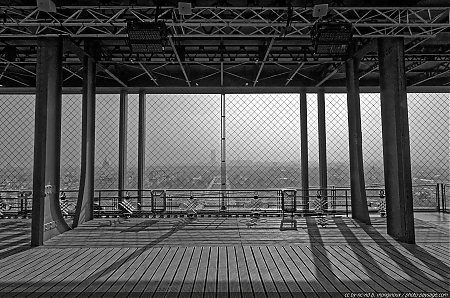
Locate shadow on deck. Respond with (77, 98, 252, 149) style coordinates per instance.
(0, 213, 448, 297)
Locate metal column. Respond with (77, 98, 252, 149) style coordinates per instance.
(378, 38, 415, 244)
(73, 41, 97, 228)
(300, 91, 309, 211)
(118, 91, 128, 202)
(318, 90, 328, 210)
(346, 57, 371, 224)
(138, 90, 146, 210)
(31, 36, 70, 246)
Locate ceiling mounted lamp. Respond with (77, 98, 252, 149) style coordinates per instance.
(311, 21, 353, 56)
(127, 21, 168, 53)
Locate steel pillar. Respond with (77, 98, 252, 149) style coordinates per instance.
(300, 91, 309, 211)
(31, 37, 70, 246)
(73, 41, 97, 228)
(378, 38, 415, 244)
(118, 90, 128, 201)
(318, 90, 328, 210)
(138, 90, 146, 209)
(346, 57, 371, 224)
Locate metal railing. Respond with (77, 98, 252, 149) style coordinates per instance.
(2, 184, 449, 218)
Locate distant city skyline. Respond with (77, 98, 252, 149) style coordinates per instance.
(0, 93, 448, 190)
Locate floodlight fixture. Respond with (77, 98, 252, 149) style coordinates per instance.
(311, 21, 353, 56)
(127, 21, 168, 53)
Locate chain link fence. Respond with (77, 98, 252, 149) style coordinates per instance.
(61, 94, 82, 192)
(325, 94, 350, 188)
(360, 93, 384, 187)
(307, 94, 319, 187)
(226, 93, 301, 189)
(146, 94, 221, 190)
(0, 95, 35, 191)
(408, 93, 450, 209)
(1, 91, 448, 215)
(95, 94, 120, 190)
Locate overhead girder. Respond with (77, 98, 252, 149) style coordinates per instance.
(0, 6, 449, 38)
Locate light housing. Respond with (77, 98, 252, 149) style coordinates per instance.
(127, 21, 168, 53)
(311, 21, 353, 56)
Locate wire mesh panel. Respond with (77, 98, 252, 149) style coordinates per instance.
(408, 93, 450, 209)
(127, 94, 139, 190)
(95, 94, 120, 190)
(146, 94, 221, 189)
(307, 94, 319, 188)
(360, 93, 384, 187)
(0, 95, 35, 191)
(325, 93, 349, 187)
(226, 94, 301, 189)
(60, 94, 82, 192)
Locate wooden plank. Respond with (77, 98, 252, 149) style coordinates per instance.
(153, 247, 187, 297)
(234, 246, 253, 298)
(165, 246, 194, 296)
(98, 248, 152, 295)
(217, 246, 228, 298)
(80, 248, 137, 294)
(0, 248, 80, 293)
(275, 246, 319, 297)
(141, 247, 177, 294)
(259, 246, 291, 296)
(367, 244, 449, 291)
(313, 245, 375, 292)
(113, 247, 162, 297)
(14, 248, 103, 297)
(204, 246, 218, 298)
(243, 246, 265, 297)
(329, 245, 399, 292)
(191, 247, 210, 298)
(266, 246, 305, 297)
(178, 246, 202, 295)
(353, 245, 433, 292)
(251, 246, 279, 297)
(288, 245, 336, 295)
(127, 247, 169, 295)
(394, 244, 450, 276)
(0, 248, 55, 277)
(41, 247, 119, 297)
(226, 246, 241, 298)
(60, 248, 131, 297)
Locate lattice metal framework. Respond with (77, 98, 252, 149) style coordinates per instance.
(60, 94, 82, 191)
(360, 93, 384, 187)
(95, 94, 120, 189)
(126, 94, 139, 190)
(408, 93, 449, 208)
(307, 93, 319, 187)
(226, 93, 301, 189)
(325, 93, 350, 187)
(145, 94, 221, 189)
(0, 6, 448, 38)
(0, 94, 34, 190)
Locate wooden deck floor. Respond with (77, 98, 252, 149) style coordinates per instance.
(0, 213, 449, 297)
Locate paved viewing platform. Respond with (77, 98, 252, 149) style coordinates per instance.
(0, 213, 449, 297)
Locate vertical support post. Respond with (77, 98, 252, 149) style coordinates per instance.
(378, 37, 415, 244)
(346, 56, 371, 224)
(300, 91, 309, 211)
(73, 40, 97, 228)
(221, 93, 227, 210)
(317, 90, 327, 210)
(118, 90, 128, 202)
(31, 36, 70, 246)
(138, 90, 146, 210)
